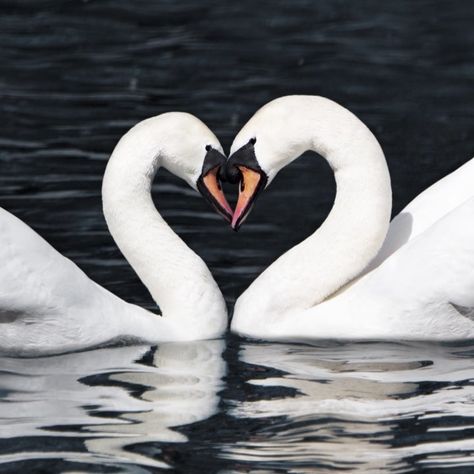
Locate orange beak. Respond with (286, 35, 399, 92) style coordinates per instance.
(199, 166, 233, 223)
(231, 166, 265, 230)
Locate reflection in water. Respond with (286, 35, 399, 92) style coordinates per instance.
(0, 340, 226, 471)
(1, 336, 474, 471)
(223, 342, 474, 473)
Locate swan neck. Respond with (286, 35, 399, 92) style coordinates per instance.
(237, 98, 392, 321)
(102, 119, 226, 337)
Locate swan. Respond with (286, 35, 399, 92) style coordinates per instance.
(0, 113, 232, 355)
(226, 95, 474, 341)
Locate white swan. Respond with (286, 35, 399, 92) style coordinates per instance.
(0, 113, 231, 355)
(226, 95, 474, 341)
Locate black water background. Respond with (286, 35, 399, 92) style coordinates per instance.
(1, 1, 474, 472)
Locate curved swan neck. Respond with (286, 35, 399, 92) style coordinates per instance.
(235, 97, 392, 320)
(102, 116, 227, 337)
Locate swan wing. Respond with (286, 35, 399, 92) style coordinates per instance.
(369, 157, 474, 270)
(260, 196, 474, 341)
(349, 196, 474, 339)
(0, 207, 105, 317)
(0, 207, 144, 353)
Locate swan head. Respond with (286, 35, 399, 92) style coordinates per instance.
(107, 112, 233, 223)
(146, 112, 233, 223)
(225, 96, 310, 230)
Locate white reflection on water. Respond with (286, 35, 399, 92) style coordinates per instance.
(223, 341, 474, 473)
(0, 340, 226, 470)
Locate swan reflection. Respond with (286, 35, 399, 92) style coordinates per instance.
(224, 341, 474, 473)
(0, 340, 226, 470)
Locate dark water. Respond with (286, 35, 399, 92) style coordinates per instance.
(1, 0, 474, 472)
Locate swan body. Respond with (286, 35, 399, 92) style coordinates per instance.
(0, 113, 230, 355)
(227, 96, 474, 341)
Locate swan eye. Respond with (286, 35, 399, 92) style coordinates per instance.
(205, 144, 212, 151)
(249, 138, 256, 145)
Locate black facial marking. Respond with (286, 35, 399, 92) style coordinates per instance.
(225, 138, 264, 184)
(201, 146, 226, 177)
